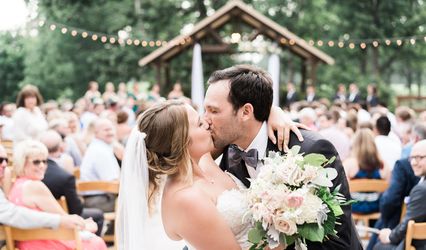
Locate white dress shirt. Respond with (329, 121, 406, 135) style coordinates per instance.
(80, 138, 120, 194)
(375, 135, 402, 170)
(245, 122, 268, 178)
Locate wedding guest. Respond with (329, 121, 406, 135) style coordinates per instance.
(116, 82, 128, 101)
(80, 118, 120, 212)
(167, 82, 185, 100)
(374, 140, 426, 250)
(12, 85, 48, 143)
(84, 81, 101, 101)
(367, 125, 426, 250)
(80, 97, 104, 130)
(116, 111, 131, 145)
(374, 116, 402, 170)
(344, 128, 390, 214)
(0, 102, 15, 140)
(0, 145, 86, 232)
(40, 131, 104, 236)
(9, 140, 107, 249)
(102, 82, 117, 103)
(147, 84, 164, 103)
(284, 82, 298, 108)
(318, 111, 351, 160)
(305, 85, 317, 103)
(333, 84, 347, 102)
(348, 83, 361, 103)
(298, 107, 317, 131)
(366, 83, 379, 108)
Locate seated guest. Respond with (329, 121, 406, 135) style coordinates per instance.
(374, 116, 402, 170)
(374, 140, 426, 250)
(80, 118, 119, 212)
(0, 144, 85, 229)
(40, 130, 104, 236)
(367, 124, 426, 250)
(344, 128, 390, 214)
(9, 140, 107, 250)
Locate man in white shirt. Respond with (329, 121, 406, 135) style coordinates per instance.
(374, 116, 402, 170)
(80, 118, 120, 212)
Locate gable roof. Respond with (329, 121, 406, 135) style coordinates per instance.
(139, 0, 334, 67)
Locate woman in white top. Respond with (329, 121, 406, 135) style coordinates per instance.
(12, 85, 48, 143)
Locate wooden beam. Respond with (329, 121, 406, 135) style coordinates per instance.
(206, 28, 226, 44)
(201, 44, 233, 53)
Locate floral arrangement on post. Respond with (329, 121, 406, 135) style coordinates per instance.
(245, 146, 349, 250)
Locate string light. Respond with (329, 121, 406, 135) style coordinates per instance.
(37, 19, 426, 49)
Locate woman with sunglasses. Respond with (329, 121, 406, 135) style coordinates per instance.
(8, 140, 107, 250)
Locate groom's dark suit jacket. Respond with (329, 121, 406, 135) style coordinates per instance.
(219, 129, 362, 250)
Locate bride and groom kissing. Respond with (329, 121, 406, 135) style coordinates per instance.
(118, 65, 363, 250)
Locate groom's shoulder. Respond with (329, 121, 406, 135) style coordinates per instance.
(290, 130, 336, 153)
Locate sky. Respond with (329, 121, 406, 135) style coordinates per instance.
(0, 0, 29, 31)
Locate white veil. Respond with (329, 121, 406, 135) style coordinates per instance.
(117, 127, 149, 250)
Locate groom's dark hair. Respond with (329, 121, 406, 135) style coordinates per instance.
(207, 65, 273, 122)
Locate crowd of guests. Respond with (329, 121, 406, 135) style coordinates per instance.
(283, 82, 426, 250)
(0, 79, 425, 249)
(0, 80, 193, 249)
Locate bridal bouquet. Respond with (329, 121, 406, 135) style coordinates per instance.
(245, 146, 348, 250)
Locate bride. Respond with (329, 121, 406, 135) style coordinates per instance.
(118, 100, 300, 249)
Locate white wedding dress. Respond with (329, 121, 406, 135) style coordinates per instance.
(187, 173, 252, 250)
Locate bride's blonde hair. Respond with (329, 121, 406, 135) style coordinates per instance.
(137, 100, 192, 208)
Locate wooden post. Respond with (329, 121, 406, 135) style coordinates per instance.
(301, 59, 307, 92)
(155, 62, 163, 90)
(309, 59, 318, 86)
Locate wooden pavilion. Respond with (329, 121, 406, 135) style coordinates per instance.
(139, 0, 334, 90)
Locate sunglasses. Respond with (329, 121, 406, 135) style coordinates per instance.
(0, 157, 8, 164)
(32, 159, 47, 166)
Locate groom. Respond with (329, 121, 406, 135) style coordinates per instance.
(204, 65, 362, 250)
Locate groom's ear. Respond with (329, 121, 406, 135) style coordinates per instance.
(240, 103, 254, 121)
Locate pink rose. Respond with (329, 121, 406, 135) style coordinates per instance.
(273, 218, 297, 235)
(286, 195, 304, 208)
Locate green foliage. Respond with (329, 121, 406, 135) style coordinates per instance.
(298, 223, 325, 242)
(0, 32, 26, 102)
(0, 0, 425, 102)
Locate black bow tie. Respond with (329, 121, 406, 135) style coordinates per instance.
(228, 144, 259, 170)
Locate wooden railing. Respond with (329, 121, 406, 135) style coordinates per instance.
(396, 95, 426, 112)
